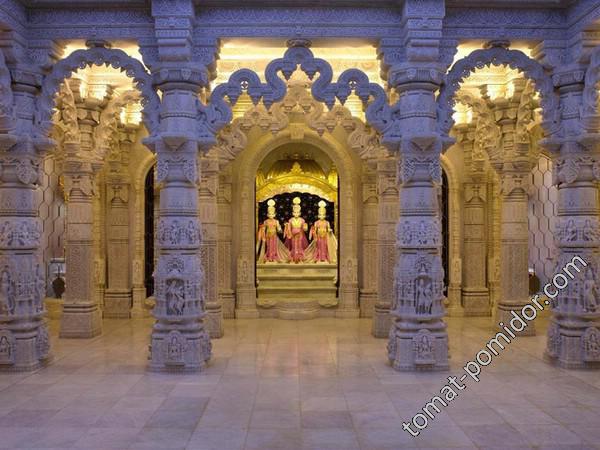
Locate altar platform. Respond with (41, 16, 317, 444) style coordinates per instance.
(256, 263, 338, 319)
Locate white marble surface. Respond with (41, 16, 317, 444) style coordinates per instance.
(0, 316, 598, 449)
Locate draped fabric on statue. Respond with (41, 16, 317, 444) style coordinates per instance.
(304, 229, 338, 264)
(256, 222, 291, 263)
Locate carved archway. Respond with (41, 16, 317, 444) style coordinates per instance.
(437, 44, 559, 138)
(35, 43, 160, 139)
(232, 127, 362, 315)
(199, 39, 394, 148)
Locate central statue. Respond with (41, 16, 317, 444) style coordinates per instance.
(284, 197, 309, 263)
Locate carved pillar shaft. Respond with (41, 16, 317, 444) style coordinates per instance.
(387, 67, 449, 371)
(148, 76, 211, 372)
(372, 157, 398, 337)
(199, 157, 222, 338)
(0, 132, 51, 369)
(59, 153, 102, 338)
(545, 72, 600, 369)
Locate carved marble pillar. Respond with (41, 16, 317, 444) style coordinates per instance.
(387, 66, 449, 371)
(0, 68, 52, 370)
(372, 157, 398, 337)
(59, 153, 102, 338)
(59, 88, 107, 338)
(544, 69, 600, 369)
(235, 177, 259, 318)
(199, 157, 223, 338)
(485, 86, 535, 335)
(103, 132, 133, 318)
(337, 180, 360, 318)
(455, 123, 490, 316)
(360, 166, 378, 318)
(217, 168, 235, 318)
(146, 69, 211, 371)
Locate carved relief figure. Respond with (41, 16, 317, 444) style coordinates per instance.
(565, 219, 577, 242)
(305, 201, 337, 263)
(413, 330, 435, 364)
(583, 327, 600, 361)
(256, 199, 289, 263)
(415, 276, 433, 315)
(0, 269, 12, 315)
(283, 197, 309, 263)
(166, 332, 185, 364)
(583, 268, 599, 313)
(0, 333, 12, 364)
(166, 279, 185, 315)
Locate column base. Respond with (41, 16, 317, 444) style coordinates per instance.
(544, 317, 600, 370)
(462, 289, 491, 317)
(359, 291, 377, 318)
(371, 302, 391, 338)
(44, 297, 64, 320)
(220, 291, 235, 319)
(335, 308, 360, 318)
(103, 290, 132, 319)
(59, 303, 102, 338)
(235, 308, 260, 319)
(130, 287, 147, 319)
(387, 317, 449, 371)
(148, 320, 211, 372)
(0, 318, 52, 372)
(205, 302, 224, 338)
(496, 302, 536, 336)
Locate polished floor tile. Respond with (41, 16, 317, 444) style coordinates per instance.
(0, 316, 598, 449)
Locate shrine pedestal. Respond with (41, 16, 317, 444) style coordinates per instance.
(256, 263, 338, 319)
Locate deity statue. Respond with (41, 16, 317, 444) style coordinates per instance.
(583, 268, 598, 312)
(415, 276, 433, 315)
(0, 270, 11, 315)
(305, 200, 337, 263)
(284, 197, 309, 263)
(256, 199, 290, 263)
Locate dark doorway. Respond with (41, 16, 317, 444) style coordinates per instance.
(144, 164, 155, 297)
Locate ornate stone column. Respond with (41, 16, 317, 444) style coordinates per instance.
(217, 167, 235, 318)
(484, 81, 535, 335)
(360, 165, 378, 318)
(103, 127, 134, 318)
(455, 122, 490, 316)
(59, 81, 105, 338)
(199, 156, 223, 338)
(386, 67, 449, 371)
(544, 67, 600, 369)
(372, 157, 398, 337)
(0, 63, 52, 370)
(146, 69, 211, 371)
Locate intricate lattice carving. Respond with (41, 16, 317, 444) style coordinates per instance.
(96, 90, 140, 158)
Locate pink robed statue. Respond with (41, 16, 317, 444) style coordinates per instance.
(284, 197, 309, 263)
(256, 199, 290, 263)
(305, 200, 337, 264)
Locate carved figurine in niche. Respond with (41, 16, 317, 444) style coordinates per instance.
(565, 219, 577, 241)
(415, 275, 433, 315)
(284, 197, 309, 263)
(166, 278, 185, 315)
(583, 268, 598, 312)
(256, 199, 290, 263)
(166, 332, 185, 364)
(414, 330, 435, 364)
(0, 334, 12, 363)
(583, 328, 600, 361)
(583, 219, 598, 242)
(0, 269, 13, 315)
(305, 201, 337, 263)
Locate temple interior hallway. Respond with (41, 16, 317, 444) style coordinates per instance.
(0, 317, 599, 450)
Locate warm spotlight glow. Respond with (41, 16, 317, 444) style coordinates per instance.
(88, 84, 108, 101)
(120, 102, 142, 126)
(453, 103, 473, 125)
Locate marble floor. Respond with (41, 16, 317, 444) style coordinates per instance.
(0, 315, 599, 450)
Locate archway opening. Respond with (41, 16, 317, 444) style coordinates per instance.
(254, 143, 340, 319)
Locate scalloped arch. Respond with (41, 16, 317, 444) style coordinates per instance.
(437, 47, 559, 137)
(35, 46, 160, 139)
(200, 44, 394, 146)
